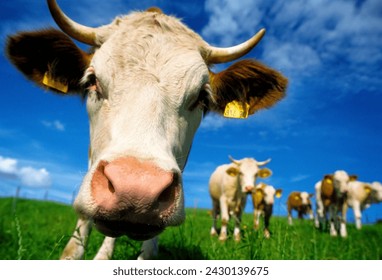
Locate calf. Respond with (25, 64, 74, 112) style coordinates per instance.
(314, 170, 357, 237)
(252, 182, 282, 238)
(287, 191, 313, 225)
(346, 181, 382, 229)
(209, 156, 272, 241)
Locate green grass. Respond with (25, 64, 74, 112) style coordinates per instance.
(1, 197, 381, 260)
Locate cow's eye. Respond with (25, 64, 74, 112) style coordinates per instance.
(83, 73, 104, 100)
(189, 84, 211, 113)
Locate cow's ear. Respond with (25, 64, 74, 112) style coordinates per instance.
(226, 167, 240, 177)
(208, 59, 287, 115)
(349, 175, 358, 182)
(364, 185, 372, 195)
(6, 28, 91, 95)
(258, 168, 272, 178)
(324, 174, 333, 183)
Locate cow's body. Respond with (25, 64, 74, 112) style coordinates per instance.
(209, 157, 272, 241)
(346, 181, 382, 229)
(287, 191, 313, 225)
(314, 170, 357, 237)
(6, 0, 287, 259)
(252, 183, 282, 238)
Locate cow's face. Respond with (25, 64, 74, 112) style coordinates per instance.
(254, 183, 282, 205)
(371, 182, 382, 201)
(6, 1, 287, 240)
(227, 157, 272, 193)
(300, 191, 312, 206)
(333, 170, 357, 197)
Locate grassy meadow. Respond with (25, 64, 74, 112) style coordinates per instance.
(0, 197, 381, 260)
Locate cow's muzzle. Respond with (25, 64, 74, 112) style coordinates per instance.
(86, 157, 182, 239)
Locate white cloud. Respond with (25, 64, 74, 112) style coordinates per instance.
(0, 156, 18, 174)
(18, 167, 51, 188)
(42, 120, 65, 131)
(290, 174, 310, 183)
(0, 155, 52, 188)
(203, 0, 382, 80)
(202, 0, 262, 46)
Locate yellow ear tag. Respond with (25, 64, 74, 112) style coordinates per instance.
(276, 191, 282, 198)
(223, 100, 249, 119)
(325, 178, 332, 184)
(42, 72, 68, 93)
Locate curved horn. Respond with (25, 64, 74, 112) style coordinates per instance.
(207, 28, 266, 64)
(47, 0, 97, 45)
(257, 158, 271, 166)
(228, 155, 240, 165)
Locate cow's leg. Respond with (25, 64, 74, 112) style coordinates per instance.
(93, 237, 116, 260)
(287, 208, 293, 225)
(308, 206, 314, 220)
(263, 204, 273, 239)
(218, 197, 229, 241)
(233, 210, 242, 242)
(137, 237, 158, 260)
(340, 204, 348, 238)
(253, 209, 261, 230)
(315, 200, 325, 229)
(352, 200, 362, 230)
(60, 218, 92, 260)
(328, 207, 337, 237)
(210, 199, 219, 236)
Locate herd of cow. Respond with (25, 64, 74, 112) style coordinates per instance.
(208, 157, 382, 242)
(5, 1, 380, 260)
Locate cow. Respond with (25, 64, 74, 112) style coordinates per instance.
(346, 181, 382, 229)
(209, 156, 272, 242)
(314, 170, 357, 237)
(287, 191, 314, 225)
(5, 0, 287, 259)
(252, 182, 282, 238)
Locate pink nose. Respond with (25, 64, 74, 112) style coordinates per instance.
(91, 157, 179, 224)
(245, 185, 254, 192)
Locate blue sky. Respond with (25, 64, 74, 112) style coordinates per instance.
(0, 0, 381, 224)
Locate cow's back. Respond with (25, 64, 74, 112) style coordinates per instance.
(209, 164, 230, 200)
(347, 181, 371, 207)
(209, 163, 241, 201)
(287, 191, 302, 209)
(320, 177, 335, 206)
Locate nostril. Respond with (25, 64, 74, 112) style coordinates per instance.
(157, 173, 179, 214)
(108, 181, 115, 193)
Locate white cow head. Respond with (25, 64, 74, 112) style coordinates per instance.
(333, 170, 358, 196)
(300, 191, 313, 206)
(370, 182, 382, 202)
(226, 156, 272, 193)
(255, 183, 283, 205)
(6, 0, 287, 240)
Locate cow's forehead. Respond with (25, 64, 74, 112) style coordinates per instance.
(332, 171, 350, 184)
(89, 11, 208, 94)
(239, 159, 260, 171)
(264, 185, 275, 195)
(96, 11, 205, 53)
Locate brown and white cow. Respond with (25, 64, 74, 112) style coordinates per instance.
(314, 170, 357, 237)
(346, 181, 382, 229)
(287, 191, 314, 225)
(5, 0, 287, 259)
(209, 156, 272, 241)
(252, 182, 282, 238)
